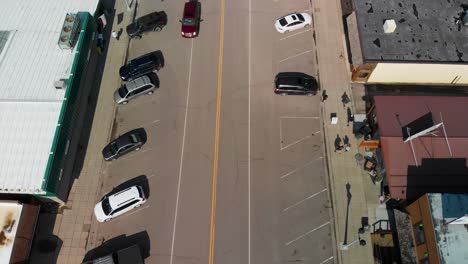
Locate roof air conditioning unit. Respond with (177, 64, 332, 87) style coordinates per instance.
(383, 19, 397, 33)
(54, 79, 68, 89)
(58, 13, 81, 49)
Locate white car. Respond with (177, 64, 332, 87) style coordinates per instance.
(94, 185, 146, 222)
(275, 12, 312, 33)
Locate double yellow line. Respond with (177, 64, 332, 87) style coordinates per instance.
(208, 0, 225, 263)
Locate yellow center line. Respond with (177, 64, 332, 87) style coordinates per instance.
(208, 0, 225, 263)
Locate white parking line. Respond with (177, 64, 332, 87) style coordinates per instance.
(282, 189, 327, 212)
(280, 157, 323, 179)
(248, 0, 252, 261)
(281, 135, 310, 150)
(170, 39, 194, 264)
(278, 49, 314, 63)
(285, 221, 330, 246)
(279, 28, 312, 41)
(319, 256, 335, 264)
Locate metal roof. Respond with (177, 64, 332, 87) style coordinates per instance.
(0, 0, 97, 194)
(374, 96, 468, 200)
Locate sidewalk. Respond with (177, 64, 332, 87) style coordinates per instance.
(313, 0, 379, 263)
(53, 1, 133, 263)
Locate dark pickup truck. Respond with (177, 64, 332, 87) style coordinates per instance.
(82, 245, 143, 264)
(126, 11, 167, 39)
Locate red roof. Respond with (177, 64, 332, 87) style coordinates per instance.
(374, 96, 468, 200)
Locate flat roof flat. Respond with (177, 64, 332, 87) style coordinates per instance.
(0, 0, 97, 194)
(353, 0, 468, 62)
(429, 193, 468, 264)
(0, 201, 23, 262)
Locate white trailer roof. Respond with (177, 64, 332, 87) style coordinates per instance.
(0, 0, 98, 194)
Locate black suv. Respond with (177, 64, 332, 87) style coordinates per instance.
(126, 11, 168, 39)
(274, 72, 318, 96)
(119, 51, 165, 81)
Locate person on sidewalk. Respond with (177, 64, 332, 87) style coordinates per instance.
(334, 134, 344, 153)
(343, 135, 351, 152)
(341, 92, 350, 107)
(347, 107, 354, 127)
(321, 90, 328, 102)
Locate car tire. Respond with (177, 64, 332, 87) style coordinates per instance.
(154, 26, 162, 32)
(284, 30, 289, 33)
(104, 218, 111, 222)
(122, 101, 128, 105)
(135, 204, 142, 208)
(135, 147, 140, 151)
(304, 23, 310, 28)
(281, 92, 288, 96)
(147, 91, 153, 95)
(306, 93, 314, 97)
(134, 35, 142, 40)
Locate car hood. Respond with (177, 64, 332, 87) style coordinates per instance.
(102, 145, 114, 161)
(182, 24, 197, 34)
(94, 202, 107, 222)
(119, 66, 130, 80)
(126, 23, 139, 35)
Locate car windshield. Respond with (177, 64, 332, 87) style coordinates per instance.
(183, 18, 196, 26)
(297, 14, 305, 21)
(279, 18, 287, 26)
(118, 86, 128, 98)
(110, 142, 119, 154)
(102, 198, 112, 215)
(130, 134, 139, 143)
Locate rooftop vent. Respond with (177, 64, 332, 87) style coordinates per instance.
(54, 79, 68, 89)
(383, 19, 397, 33)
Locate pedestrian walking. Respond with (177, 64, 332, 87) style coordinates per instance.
(347, 107, 354, 127)
(321, 90, 328, 102)
(343, 135, 351, 152)
(335, 134, 344, 153)
(341, 92, 350, 107)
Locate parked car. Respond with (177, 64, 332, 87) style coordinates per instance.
(274, 12, 312, 33)
(102, 128, 147, 161)
(114, 73, 159, 104)
(94, 186, 147, 222)
(274, 72, 318, 96)
(83, 244, 144, 264)
(180, 0, 202, 38)
(126, 11, 167, 39)
(119, 51, 164, 81)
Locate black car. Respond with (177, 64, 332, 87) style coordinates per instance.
(274, 72, 318, 96)
(119, 51, 164, 81)
(126, 11, 168, 39)
(102, 128, 147, 161)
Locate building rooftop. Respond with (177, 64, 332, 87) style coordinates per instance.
(374, 96, 468, 200)
(0, 201, 23, 262)
(428, 193, 468, 264)
(0, 0, 97, 194)
(353, 0, 468, 62)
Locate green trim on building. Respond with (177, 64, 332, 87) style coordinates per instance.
(42, 12, 95, 196)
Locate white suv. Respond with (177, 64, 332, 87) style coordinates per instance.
(94, 185, 146, 222)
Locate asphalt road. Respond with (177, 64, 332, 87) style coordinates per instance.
(96, 0, 334, 263)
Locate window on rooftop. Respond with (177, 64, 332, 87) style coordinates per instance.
(413, 222, 426, 245)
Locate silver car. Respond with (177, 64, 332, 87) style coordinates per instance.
(114, 73, 159, 104)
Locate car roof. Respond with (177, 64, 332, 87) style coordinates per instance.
(138, 11, 166, 23)
(184, 1, 197, 17)
(276, 72, 314, 79)
(108, 186, 141, 208)
(125, 75, 152, 91)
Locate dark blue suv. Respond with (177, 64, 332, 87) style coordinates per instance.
(119, 51, 164, 81)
